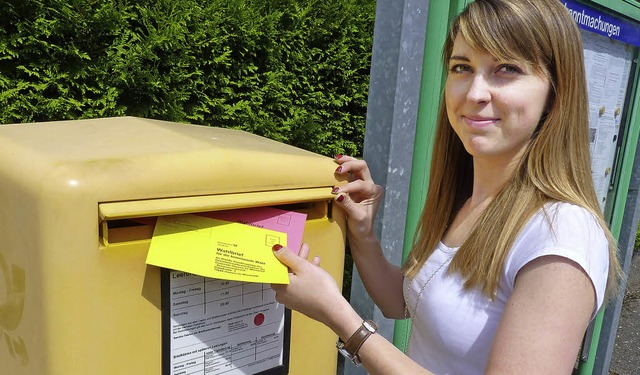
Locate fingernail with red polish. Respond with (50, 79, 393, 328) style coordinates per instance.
(336, 195, 345, 203)
(272, 244, 283, 252)
(331, 187, 340, 194)
(335, 166, 343, 173)
(335, 154, 343, 159)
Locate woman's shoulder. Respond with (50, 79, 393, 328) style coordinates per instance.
(506, 200, 608, 273)
(543, 201, 599, 218)
(532, 201, 605, 240)
(503, 201, 610, 313)
(521, 202, 604, 235)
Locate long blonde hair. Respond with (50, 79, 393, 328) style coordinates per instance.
(402, 0, 623, 300)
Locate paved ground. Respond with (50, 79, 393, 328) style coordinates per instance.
(609, 249, 640, 375)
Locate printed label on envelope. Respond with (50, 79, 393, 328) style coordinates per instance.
(146, 214, 289, 284)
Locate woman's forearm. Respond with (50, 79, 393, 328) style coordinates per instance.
(348, 233, 406, 319)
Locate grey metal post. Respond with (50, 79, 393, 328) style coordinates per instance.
(344, 1, 429, 374)
(593, 135, 640, 373)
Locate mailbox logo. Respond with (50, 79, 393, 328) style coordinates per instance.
(0, 250, 28, 365)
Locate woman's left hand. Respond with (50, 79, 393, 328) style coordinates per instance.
(270, 244, 353, 330)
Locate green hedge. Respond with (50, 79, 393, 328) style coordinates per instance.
(0, 0, 375, 157)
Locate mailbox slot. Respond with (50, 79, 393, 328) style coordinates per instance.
(99, 188, 333, 248)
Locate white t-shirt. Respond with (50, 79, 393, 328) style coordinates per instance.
(402, 202, 609, 375)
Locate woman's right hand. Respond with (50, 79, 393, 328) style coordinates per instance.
(332, 155, 385, 242)
(332, 155, 405, 319)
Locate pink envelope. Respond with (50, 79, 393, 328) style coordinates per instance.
(202, 207, 307, 254)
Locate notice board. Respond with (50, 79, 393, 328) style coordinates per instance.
(564, 0, 640, 211)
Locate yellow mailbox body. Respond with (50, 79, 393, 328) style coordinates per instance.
(0, 117, 346, 374)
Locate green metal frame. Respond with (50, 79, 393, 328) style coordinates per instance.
(392, 0, 470, 352)
(592, 0, 640, 18)
(580, 41, 640, 375)
(392, 2, 640, 374)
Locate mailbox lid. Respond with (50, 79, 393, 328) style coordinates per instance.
(0, 117, 340, 201)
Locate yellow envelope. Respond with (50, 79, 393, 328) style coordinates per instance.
(147, 214, 289, 284)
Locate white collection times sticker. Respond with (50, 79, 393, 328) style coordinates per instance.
(167, 271, 286, 375)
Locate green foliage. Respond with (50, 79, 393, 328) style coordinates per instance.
(0, 0, 375, 156)
(635, 220, 640, 250)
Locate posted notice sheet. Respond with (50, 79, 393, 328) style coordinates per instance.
(166, 272, 288, 375)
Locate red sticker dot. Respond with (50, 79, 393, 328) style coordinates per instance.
(254, 313, 265, 326)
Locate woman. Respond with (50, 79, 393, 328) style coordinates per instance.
(271, 0, 623, 373)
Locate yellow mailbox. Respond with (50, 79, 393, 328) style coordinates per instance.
(0, 117, 346, 374)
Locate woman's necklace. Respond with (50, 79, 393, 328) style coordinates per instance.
(403, 253, 454, 353)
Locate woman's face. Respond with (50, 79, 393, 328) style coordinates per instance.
(445, 35, 551, 165)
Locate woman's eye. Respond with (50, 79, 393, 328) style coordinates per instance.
(497, 64, 523, 74)
(449, 64, 470, 73)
